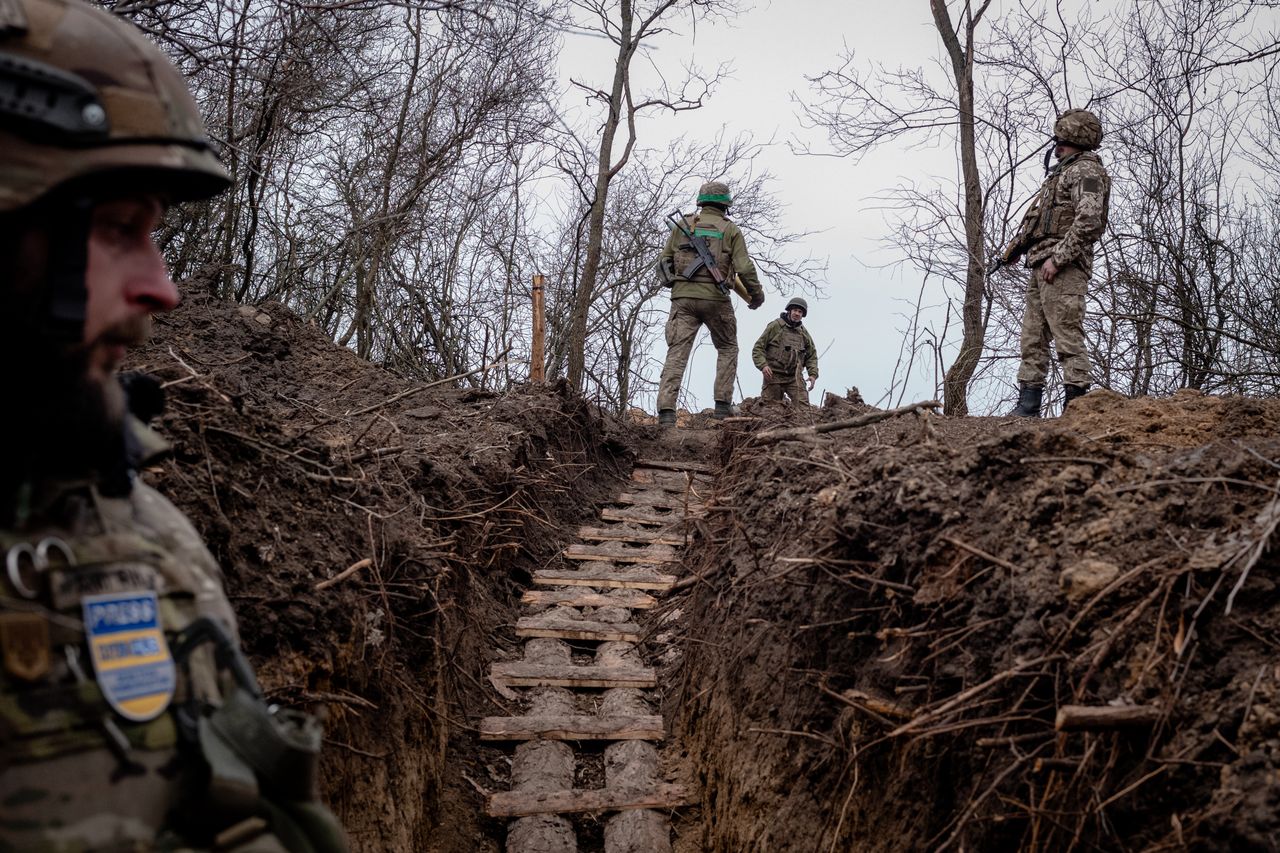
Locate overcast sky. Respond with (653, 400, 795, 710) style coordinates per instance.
(557, 0, 969, 412)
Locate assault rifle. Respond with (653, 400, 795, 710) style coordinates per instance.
(988, 232, 1033, 275)
(667, 210, 730, 296)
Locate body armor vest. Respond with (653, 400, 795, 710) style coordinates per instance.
(673, 213, 734, 283)
(1018, 152, 1111, 264)
(765, 322, 809, 374)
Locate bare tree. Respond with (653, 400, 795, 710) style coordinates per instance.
(562, 0, 733, 391)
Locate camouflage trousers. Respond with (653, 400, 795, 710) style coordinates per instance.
(1017, 261, 1092, 387)
(761, 369, 809, 405)
(657, 297, 737, 410)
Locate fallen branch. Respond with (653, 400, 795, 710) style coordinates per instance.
(344, 349, 511, 418)
(1055, 704, 1161, 731)
(941, 536, 1026, 575)
(315, 558, 373, 591)
(889, 655, 1063, 738)
(753, 400, 942, 444)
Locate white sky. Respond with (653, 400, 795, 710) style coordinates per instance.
(556, 0, 960, 411)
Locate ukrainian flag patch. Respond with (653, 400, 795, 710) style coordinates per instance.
(82, 591, 175, 721)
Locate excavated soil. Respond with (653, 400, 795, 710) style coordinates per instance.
(134, 297, 1279, 852)
(673, 392, 1280, 852)
(128, 295, 640, 851)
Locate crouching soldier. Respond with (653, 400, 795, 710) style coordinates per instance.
(753, 297, 818, 405)
(0, 1, 347, 850)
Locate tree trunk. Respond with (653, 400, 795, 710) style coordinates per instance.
(566, 1, 636, 391)
(932, 0, 991, 416)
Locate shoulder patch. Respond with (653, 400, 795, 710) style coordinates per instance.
(1081, 177, 1101, 194)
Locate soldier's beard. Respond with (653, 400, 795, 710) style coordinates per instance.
(1, 295, 129, 521)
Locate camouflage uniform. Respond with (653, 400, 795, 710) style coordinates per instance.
(1011, 130, 1111, 388)
(0, 2, 345, 850)
(753, 316, 818, 405)
(656, 187, 765, 412)
(1, 424, 304, 852)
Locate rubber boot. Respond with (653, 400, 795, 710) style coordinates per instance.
(657, 409, 676, 427)
(1062, 384, 1089, 412)
(712, 401, 733, 420)
(1009, 383, 1042, 418)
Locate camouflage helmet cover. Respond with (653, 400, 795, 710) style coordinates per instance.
(1053, 109, 1103, 150)
(697, 180, 732, 208)
(785, 296, 808, 316)
(0, 0, 229, 213)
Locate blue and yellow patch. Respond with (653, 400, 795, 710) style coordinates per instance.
(82, 591, 175, 722)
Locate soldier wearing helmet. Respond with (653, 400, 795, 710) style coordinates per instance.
(654, 180, 766, 425)
(998, 108, 1111, 417)
(0, 2, 346, 850)
(752, 296, 819, 405)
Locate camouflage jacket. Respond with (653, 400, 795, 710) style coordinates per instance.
(1015, 151, 1111, 271)
(753, 317, 818, 378)
(0, 419, 334, 852)
(659, 206, 764, 303)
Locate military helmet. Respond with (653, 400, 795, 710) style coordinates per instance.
(697, 180, 732, 208)
(1053, 109, 1103, 150)
(785, 296, 808, 316)
(0, 0, 230, 213)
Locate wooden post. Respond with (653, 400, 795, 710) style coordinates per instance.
(530, 274, 545, 383)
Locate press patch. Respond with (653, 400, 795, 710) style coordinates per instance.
(82, 591, 175, 721)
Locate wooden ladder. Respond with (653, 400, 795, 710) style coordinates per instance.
(483, 459, 714, 853)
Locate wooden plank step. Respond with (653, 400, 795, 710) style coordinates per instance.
(533, 566, 677, 591)
(516, 615, 641, 643)
(630, 469, 714, 491)
(522, 588, 658, 609)
(614, 491, 698, 510)
(564, 542, 678, 565)
(479, 714, 664, 742)
(577, 525, 685, 546)
(636, 458, 715, 475)
(490, 661, 657, 690)
(600, 506, 686, 527)
(487, 783, 691, 818)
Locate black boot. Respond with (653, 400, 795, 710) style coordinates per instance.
(712, 401, 733, 420)
(1009, 383, 1042, 418)
(658, 409, 676, 427)
(1062, 384, 1089, 411)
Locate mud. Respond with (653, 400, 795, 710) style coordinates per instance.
(129, 295, 636, 851)
(133, 295, 1280, 852)
(674, 392, 1280, 851)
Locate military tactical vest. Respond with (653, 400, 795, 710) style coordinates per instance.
(764, 320, 809, 373)
(673, 213, 734, 284)
(0, 436, 345, 851)
(1020, 152, 1111, 251)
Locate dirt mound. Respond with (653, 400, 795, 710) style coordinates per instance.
(674, 397, 1280, 851)
(128, 295, 636, 851)
(1066, 387, 1280, 447)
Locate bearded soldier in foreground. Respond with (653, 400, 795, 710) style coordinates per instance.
(0, 1, 346, 850)
(999, 109, 1111, 417)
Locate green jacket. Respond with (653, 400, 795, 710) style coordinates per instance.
(753, 317, 818, 379)
(659, 206, 763, 302)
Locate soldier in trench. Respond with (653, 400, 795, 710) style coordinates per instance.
(998, 109, 1111, 418)
(752, 296, 819, 405)
(0, 1, 346, 849)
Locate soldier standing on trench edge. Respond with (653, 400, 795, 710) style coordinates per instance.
(654, 181, 766, 426)
(0, 1, 347, 850)
(753, 296, 819, 405)
(999, 109, 1111, 418)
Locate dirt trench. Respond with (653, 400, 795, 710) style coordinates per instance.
(671, 393, 1280, 852)
(136, 297, 1280, 851)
